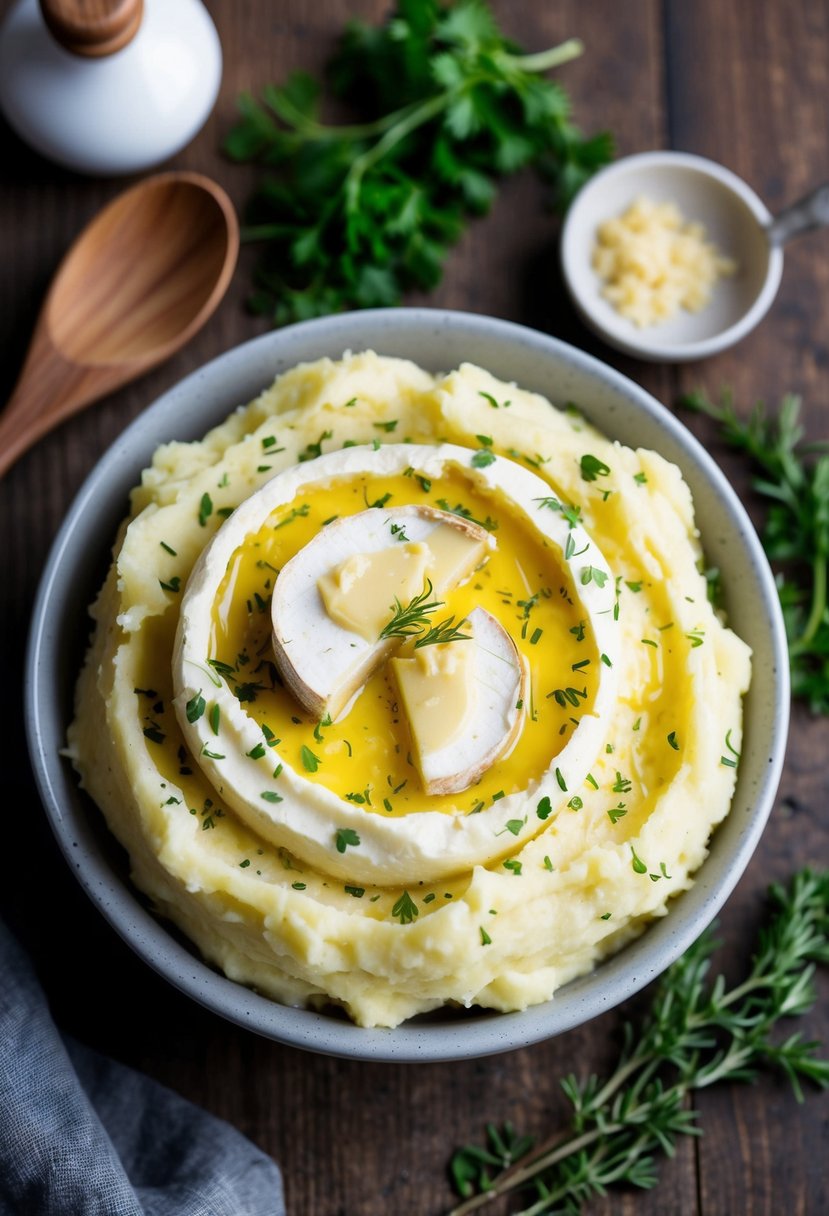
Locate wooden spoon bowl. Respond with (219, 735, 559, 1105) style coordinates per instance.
(0, 170, 239, 477)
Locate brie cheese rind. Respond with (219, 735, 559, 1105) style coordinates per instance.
(172, 443, 620, 885)
(271, 504, 491, 721)
(392, 607, 527, 796)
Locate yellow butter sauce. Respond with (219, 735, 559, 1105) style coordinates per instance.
(209, 468, 599, 817)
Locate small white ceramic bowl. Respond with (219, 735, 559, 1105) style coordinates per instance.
(26, 310, 789, 1061)
(561, 151, 784, 362)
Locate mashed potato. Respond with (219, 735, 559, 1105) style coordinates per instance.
(68, 353, 751, 1028)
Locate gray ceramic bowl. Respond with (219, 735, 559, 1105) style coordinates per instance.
(26, 309, 789, 1061)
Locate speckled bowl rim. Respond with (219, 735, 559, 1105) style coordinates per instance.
(25, 308, 789, 1062)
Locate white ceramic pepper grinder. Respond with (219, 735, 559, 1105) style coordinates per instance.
(0, 0, 222, 174)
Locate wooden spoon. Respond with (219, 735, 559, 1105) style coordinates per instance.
(0, 170, 239, 477)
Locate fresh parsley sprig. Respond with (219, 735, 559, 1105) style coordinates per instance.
(447, 868, 829, 1215)
(224, 0, 611, 325)
(682, 389, 829, 713)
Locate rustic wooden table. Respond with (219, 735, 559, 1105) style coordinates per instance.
(1, 2, 827, 1213)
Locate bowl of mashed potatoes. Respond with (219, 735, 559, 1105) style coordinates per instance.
(26, 309, 789, 1061)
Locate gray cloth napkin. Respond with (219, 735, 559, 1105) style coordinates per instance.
(0, 919, 285, 1215)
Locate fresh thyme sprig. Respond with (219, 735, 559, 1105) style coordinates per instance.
(380, 579, 443, 641)
(682, 389, 829, 713)
(447, 868, 829, 1215)
(379, 579, 470, 649)
(415, 615, 471, 648)
(224, 0, 611, 325)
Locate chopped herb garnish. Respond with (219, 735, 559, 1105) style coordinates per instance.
(198, 493, 213, 527)
(207, 658, 235, 678)
(298, 430, 332, 462)
(392, 890, 418, 924)
(301, 744, 321, 772)
(549, 686, 588, 708)
(185, 691, 206, 723)
(479, 391, 510, 410)
(581, 565, 609, 588)
(335, 827, 361, 853)
(159, 576, 181, 593)
(274, 503, 310, 529)
(536, 796, 552, 820)
(261, 790, 283, 803)
(313, 713, 332, 743)
(721, 729, 741, 768)
(471, 449, 496, 468)
(435, 499, 498, 531)
(580, 454, 611, 481)
(365, 489, 392, 508)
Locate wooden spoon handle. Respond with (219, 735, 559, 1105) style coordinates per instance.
(0, 330, 107, 479)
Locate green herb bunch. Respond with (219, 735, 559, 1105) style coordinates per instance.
(224, 0, 611, 325)
(447, 868, 829, 1214)
(683, 390, 829, 713)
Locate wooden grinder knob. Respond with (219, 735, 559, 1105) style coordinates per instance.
(39, 0, 143, 57)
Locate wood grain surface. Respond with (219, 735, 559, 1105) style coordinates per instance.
(1, 2, 827, 1214)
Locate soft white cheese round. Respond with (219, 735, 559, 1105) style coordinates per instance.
(172, 443, 620, 884)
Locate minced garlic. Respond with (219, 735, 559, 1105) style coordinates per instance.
(592, 196, 737, 327)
